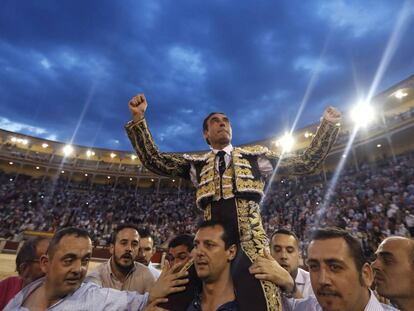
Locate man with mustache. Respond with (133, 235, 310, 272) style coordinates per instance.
(126, 93, 341, 311)
(86, 224, 155, 293)
(283, 228, 399, 311)
(372, 236, 414, 311)
(270, 229, 314, 298)
(5, 227, 189, 311)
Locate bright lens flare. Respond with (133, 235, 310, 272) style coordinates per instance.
(86, 150, 95, 157)
(275, 133, 294, 152)
(350, 102, 375, 127)
(63, 145, 74, 156)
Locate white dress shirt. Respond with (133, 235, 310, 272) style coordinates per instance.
(295, 268, 314, 298)
(283, 289, 400, 311)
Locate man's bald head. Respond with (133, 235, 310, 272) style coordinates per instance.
(372, 236, 414, 311)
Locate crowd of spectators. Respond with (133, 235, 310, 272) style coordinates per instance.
(1, 151, 413, 259)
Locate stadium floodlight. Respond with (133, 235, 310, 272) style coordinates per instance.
(130, 154, 137, 160)
(110, 153, 117, 159)
(350, 102, 376, 127)
(275, 132, 295, 153)
(41, 143, 49, 148)
(86, 149, 95, 157)
(393, 89, 408, 99)
(63, 144, 74, 156)
(377, 144, 382, 148)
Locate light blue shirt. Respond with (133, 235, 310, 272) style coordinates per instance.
(4, 278, 149, 311)
(283, 290, 400, 311)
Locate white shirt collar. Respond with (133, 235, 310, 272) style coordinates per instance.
(212, 144, 233, 156)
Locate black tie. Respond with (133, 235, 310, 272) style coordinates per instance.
(217, 151, 226, 176)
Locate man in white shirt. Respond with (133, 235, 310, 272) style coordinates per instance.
(372, 236, 414, 311)
(270, 229, 314, 298)
(251, 227, 399, 311)
(288, 228, 399, 311)
(138, 228, 161, 279)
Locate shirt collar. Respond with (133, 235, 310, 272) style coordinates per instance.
(295, 268, 306, 285)
(365, 289, 386, 311)
(212, 144, 233, 156)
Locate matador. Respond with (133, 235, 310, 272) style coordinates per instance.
(125, 94, 341, 311)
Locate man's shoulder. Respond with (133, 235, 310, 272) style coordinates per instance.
(183, 152, 212, 162)
(134, 262, 154, 274)
(235, 145, 269, 155)
(0, 276, 22, 287)
(85, 260, 108, 284)
(147, 263, 161, 278)
(291, 295, 320, 311)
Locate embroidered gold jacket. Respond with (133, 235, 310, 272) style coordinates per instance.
(125, 118, 339, 210)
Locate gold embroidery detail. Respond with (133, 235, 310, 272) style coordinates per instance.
(234, 166, 254, 179)
(203, 204, 212, 220)
(233, 157, 251, 168)
(236, 199, 282, 310)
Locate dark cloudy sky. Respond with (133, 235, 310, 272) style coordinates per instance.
(1, 1, 413, 152)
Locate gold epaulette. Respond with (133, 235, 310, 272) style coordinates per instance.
(183, 152, 212, 162)
(235, 145, 269, 156)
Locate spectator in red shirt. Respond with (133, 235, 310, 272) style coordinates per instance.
(0, 236, 49, 309)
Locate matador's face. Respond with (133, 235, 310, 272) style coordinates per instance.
(203, 113, 232, 149)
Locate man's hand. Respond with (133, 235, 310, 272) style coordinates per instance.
(128, 93, 148, 122)
(322, 106, 341, 124)
(249, 249, 295, 292)
(142, 298, 169, 311)
(148, 261, 189, 303)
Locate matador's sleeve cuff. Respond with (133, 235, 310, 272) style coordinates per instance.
(125, 118, 146, 130)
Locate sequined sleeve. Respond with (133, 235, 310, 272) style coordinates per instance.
(125, 119, 191, 179)
(266, 119, 340, 175)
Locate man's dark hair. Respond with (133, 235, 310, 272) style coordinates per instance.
(138, 227, 152, 239)
(16, 237, 49, 274)
(47, 227, 91, 259)
(196, 220, 237, 250)
(111, 223, 139, 244)
(309, 227, 367, 272)
(202, 112, 226, 145)
(168, 234, 194, 251)
(271, 228, 300, 248)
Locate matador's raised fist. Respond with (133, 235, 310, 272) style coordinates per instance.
(322, 106, 341, 124)
(128, 93, 148, 122)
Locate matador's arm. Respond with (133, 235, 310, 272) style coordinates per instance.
(266, 118, 340, 176)
(125, 118, 191, 179)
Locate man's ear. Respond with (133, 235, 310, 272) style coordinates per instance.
(361, 263, 374, 287)
(40, 254, 49, 274)
(109, 243, 115, 256)
(227, 244, 237, 261)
